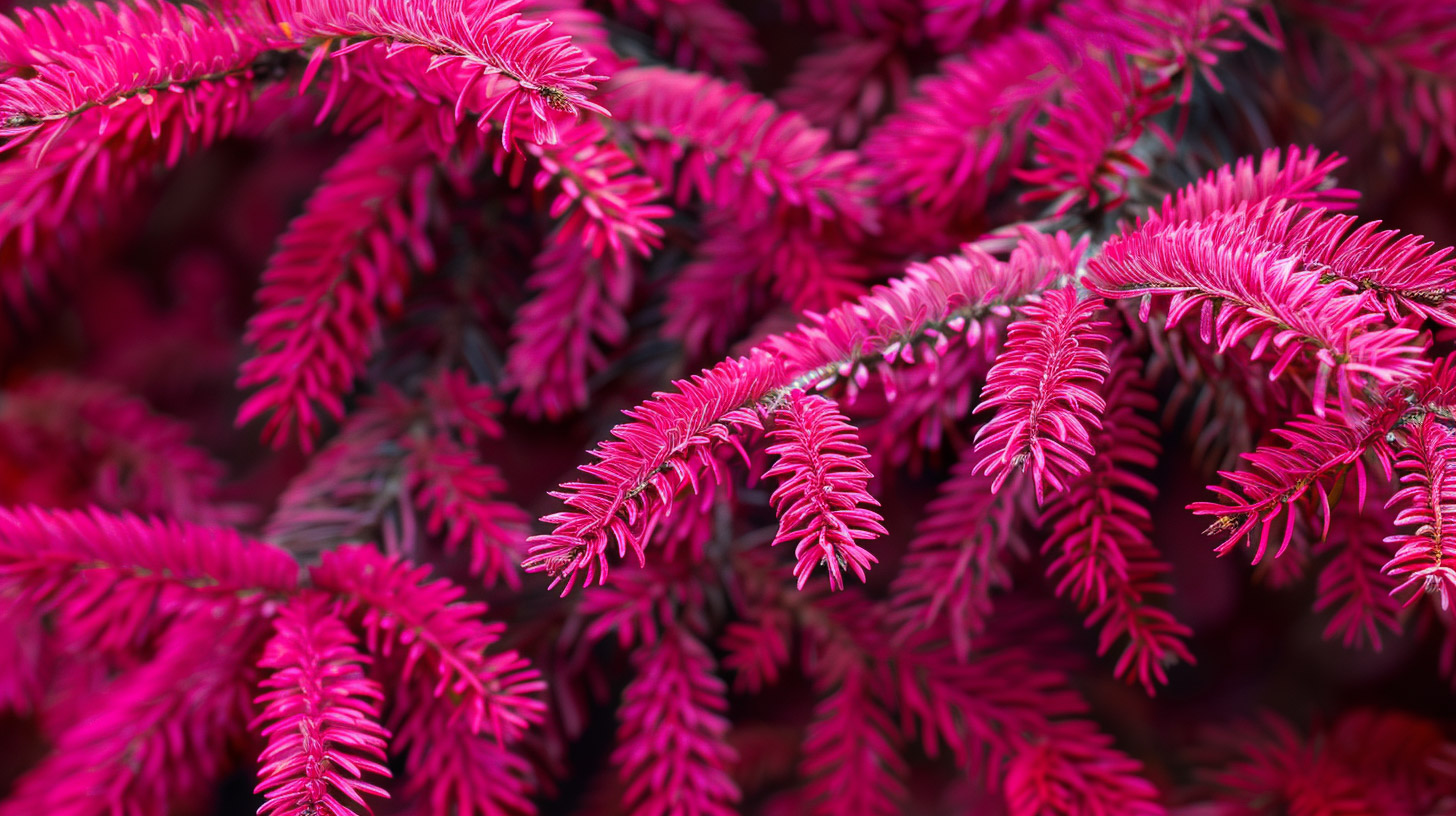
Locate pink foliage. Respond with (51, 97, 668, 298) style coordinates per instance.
(1017, 53, 1171, 214)
(1384, 415, 1456, 610)
(274, 0, 607, 146)
(310, 545, 546, 740)
(7, 0, 1456, 814)
(238, 128, 438, 450)
(1039, 347, 1193, 692)
(889, 447, 1026, 660)
(1315, 479, 1403, 649)
(864, 29, 1058, 225)
(254, 596, 391, 816)
(972, 287, 1111, 502)
(1089, 201, 1430, 418)
(0, 0, 271, 148)
(764, 390, 884, 590)
(613, 629, 740, 816)
(606, 66, 878, 234)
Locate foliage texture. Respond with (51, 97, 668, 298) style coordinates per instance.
(4, 0, 1456, 814)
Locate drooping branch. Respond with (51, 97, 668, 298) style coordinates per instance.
(254, 595, 392, 816)
(526, 231, 1076, 593)
(764, 391, 884, 591)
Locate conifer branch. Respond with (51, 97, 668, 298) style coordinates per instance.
(972, 287, 1112, 502)
(612, 628, 740, 816)
(528, 232, 1073, 593)
(888, 447, 1027, 660)
(310, 545, 546, 741)
(764, 391, 884, 591)
(1190, 407, 1402, 563)
(276, 0, 608, 147)
(1040, 348, 1193, 692)
(238, 127, 439, 451)
(0, 0, 274, 150)
(1383, 414, 1456, 610)
(1088, 200, 1430, 418)
(254, 595, 392, 816)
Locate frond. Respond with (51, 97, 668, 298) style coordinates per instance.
(237, 126, 439, 451)
(1040, 348, 1192, 693)
(0, 0, 270, 150)
(0, 506, 298, 652)
(528, 232, 1071, 593)
(254, 595, 391, 816)
(612, 629, 740, 816)
(0, 2, 118, 79)
(1299, 217, 1456, 328)
(1383, 415, 1456, 609)
(405, 432, 529, 590)
(310, 545, 546, 740)
(799, 666, 906, 816)
(1017, 53, 1171, 214)
(1005, 719, 1163, 816)
(519, 117, 669, 261)
(504, 234, 636, 419)
(391, 677, 539, 816)
(719, 606, 792, 694)
(1087, 200, 1430, 418)
(1189, 408, 1401, 563)
(503, 119, 668, 417)
(864, 29, 1061, 222)
(755, 231, 1070, 387)
(972, 287, 1112, 502)
(1313, 482, 1403, 650)
(888, 447, 1027, 661)
(605, 66, 878, 234)
(523, 353, 775, 592)
(1140, 191, 1456, 328)
(276, 0, 608, 147)
(764, 390, 884, 591)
